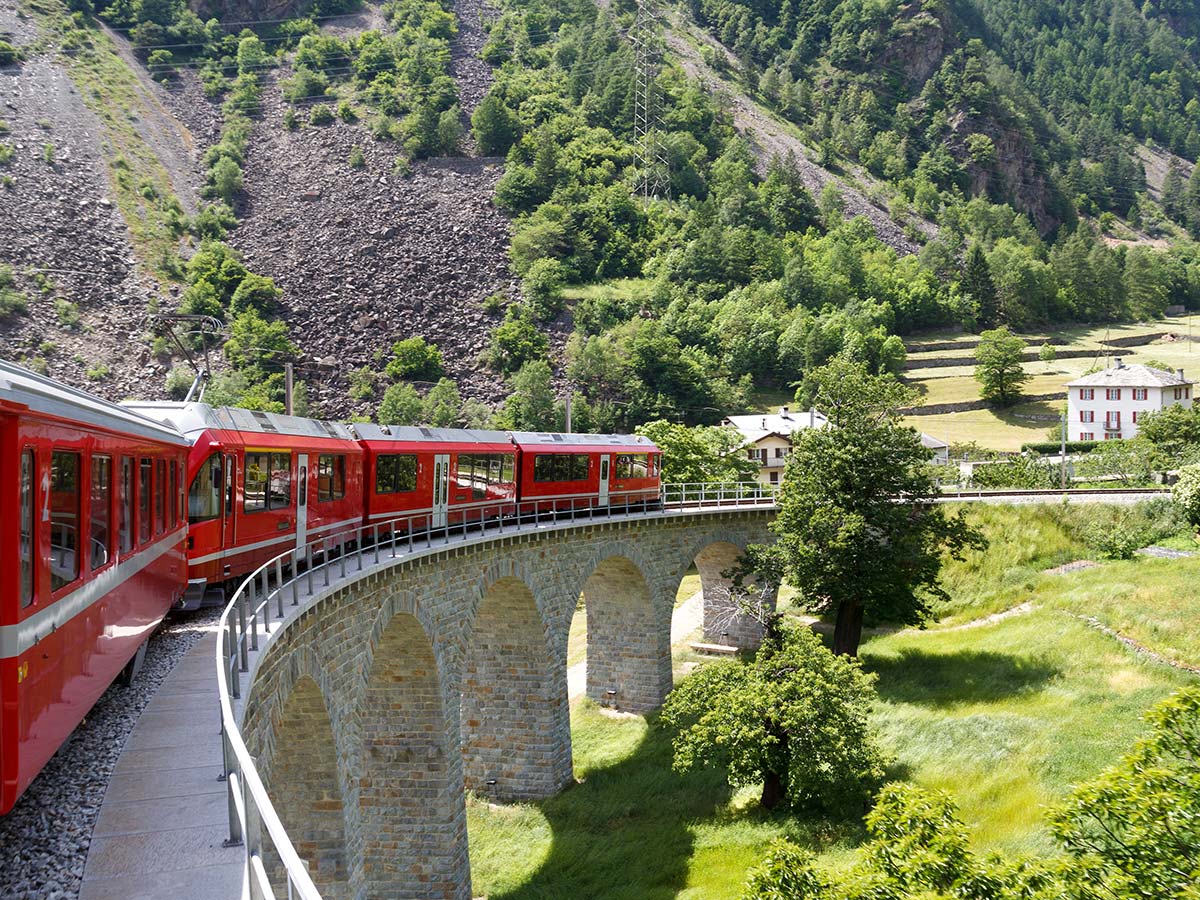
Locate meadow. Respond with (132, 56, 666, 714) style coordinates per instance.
(466, 503, 1199, 898)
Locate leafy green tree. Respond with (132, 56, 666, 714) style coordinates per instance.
(1038, 341, 1057, 369)
(487, 307, 550, 373)
(521, 257, 566, 322)
(963, 243, 999, 329)
(385, 336, 444, 381)
(660, 624, 887, 811)
(1173, 464, 1200, 527)
(423, 377, 462, 427)
(228, 273, 281, 316)
(635, 420, 758, 485)
(760, 359, 984, 656)
(377, 382, 423, 425)
(223, 309, 296, 374)
(1050, 688, 1200, 899)
(207, 156, 244, 205)
(471, 92, 519, 156)
(1140, 405, 1200, 464)
(498, 359, 558, 431)
(974, 326, 1029, 406)
(1076, 437, 1155, 487)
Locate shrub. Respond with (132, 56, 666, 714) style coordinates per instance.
(486, 307, 550, 373)
(349, 366, 376, 401)
(0, 40, 21, 67)
(86, 363, 111, 381)
(1174, 464, 1200, 527)
(282, 108, 298, 130)
(377, 381, 422, 425)
(309, 103, 334, 125)
(0, 143, 12, 165)
(1021, 440, 1098, 455)
(521, 257, 566, 322)
(208, 156, 244, 204)
(482, 292, 506, 314)
(42, 142, 55, 164)
(385, 336, 443, 381)
(970, 454, 1057, 489)
(348, 146, 366, 169)
(54, 298, 81, 328)
(0, 265, 27, 318)
(337, 100, 357, 122)
(165, 365, 194, 399)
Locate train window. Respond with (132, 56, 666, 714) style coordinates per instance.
(50, 451, 81, 591)
(90, 456, 112, 572)
(376, 454, 417, 494)
(455, 454, 485, 499)
(189, 454, 223, 524)
(317, 455, 346, 502)
(20, 450, 34, 608)
(120, 457, 133, 554)
(501, 454, 515, 484)
(155, 460, 166, 535)
(571, 454, 589, 481)
(244, 452, 292, 512)
(533, 454, 589, 483)
(139, 459, 152, 544)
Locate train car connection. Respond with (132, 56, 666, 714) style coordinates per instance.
(125, 403, 364, 607)
(510, 432, 662, 514)
(0, 360, 189, 815)
(353, 424, 518, 532)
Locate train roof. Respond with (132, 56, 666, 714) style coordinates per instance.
(509, 431, 658, 449)
(0, 359, 190, 445)
(123, 401, 356, 443)
(350, 423, 516, 445)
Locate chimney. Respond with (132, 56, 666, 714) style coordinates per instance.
(780, 406, 789, 417)
(761, 418, 766, 429)
(809, 407, 816, 427)
(1114, 357, 1124, 368)
(1178, 369, 1185, 381)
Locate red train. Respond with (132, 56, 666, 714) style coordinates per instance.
(1, 361, 189, 815)
(1, 363, 661, 814)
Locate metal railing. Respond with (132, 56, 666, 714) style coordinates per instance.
(214, 482, 774, 900)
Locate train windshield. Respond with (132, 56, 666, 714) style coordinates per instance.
(188, 453, 223, 524)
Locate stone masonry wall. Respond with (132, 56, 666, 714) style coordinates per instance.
(238, 510, 774, 900)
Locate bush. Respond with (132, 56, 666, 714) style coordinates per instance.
(1021, 440, 1099, 455)
(349, 366, 376, 401)
(208, 156, 244, 204)
(486, 307, 550, 373)
(0, 265, 27, 319)
(0, 40, 21, 67)
(309, 103, 334, 125)
(337, 100, 358, 122)
(0, 144, 13, 165)
(348, 146, 366, 169)
(385, 336, 443, 381)
(165, 365, 194, 399)
(521, 257, 566, 321)
(377, 381, 422, 425)
(1174, 464, 1200, 526)
(969, 455, 1057, 489)
(55, 298, 81, 328)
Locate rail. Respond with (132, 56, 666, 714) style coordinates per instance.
(214, 482, 775, 899)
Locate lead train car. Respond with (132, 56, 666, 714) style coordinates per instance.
(124, 403, 364, 604)
(0, 361, 189, 815)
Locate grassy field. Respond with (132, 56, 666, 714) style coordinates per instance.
(901, 316, 1200, 450)
(466, 504, 1199, 897)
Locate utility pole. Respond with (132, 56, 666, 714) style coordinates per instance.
(631, 0, 670, 201)
(564, 392, 573, 433)
(1060, 411, 1067, 489)
(284, 362, 294, 416)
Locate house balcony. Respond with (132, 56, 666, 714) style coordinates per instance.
(1103, 421, 1122, 432)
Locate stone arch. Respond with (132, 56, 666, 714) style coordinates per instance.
(263, 672, 350, 899)
(358, 608, 470, 900)
(579, 550, 672, 712)
(677, 531, 777, 651)
(460, 574, 571, 800)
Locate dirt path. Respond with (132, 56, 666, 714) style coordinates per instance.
(567, 589, 705, 700)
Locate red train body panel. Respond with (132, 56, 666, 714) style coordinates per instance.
(510, 431, 662, 513)
(1, 361, 188, 815)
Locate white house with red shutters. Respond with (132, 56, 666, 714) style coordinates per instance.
(1066, 360, 1194, 442)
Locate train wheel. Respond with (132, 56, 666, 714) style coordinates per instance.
(119, 640, 149, 687)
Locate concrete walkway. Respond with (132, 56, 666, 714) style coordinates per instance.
(79, 630, 244, 900)
(567, 590, 705, 700)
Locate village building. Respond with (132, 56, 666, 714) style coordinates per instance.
(723, 407, 949, 487)
(1066, 360, 1193, 442)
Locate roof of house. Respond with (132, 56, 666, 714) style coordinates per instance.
(921, 433, 949, 450)
(1067, 362, 1193, 388)
(723, 408, 829, 444)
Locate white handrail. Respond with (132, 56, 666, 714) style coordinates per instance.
(214, 484, 775, 899)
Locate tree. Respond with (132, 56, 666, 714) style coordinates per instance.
(498, 359, 558, 431)
(223, 309, 296, 375)
(423, 377, 462, 427)
(1173, 464, 1200, 527)
(228, 273, 281, 315)
(1076, 437, 1155, 486)
(974, 326, 1029, 406)
(521, 257, 566, 322)
(1038, 341, 1057, 370)
(385, 336, 444, 381)
(487, 307, 550, 373)
(471, 92, 519, 156)
(758, 359, 984, 656)
(377, 382, 423, 425)
(1138, 405, 1200, 463)
(1049, 688, 1200, 899)
(659, 624, 887, 812)
(963, 243, 999, 329)
(635, 420, 759, 485)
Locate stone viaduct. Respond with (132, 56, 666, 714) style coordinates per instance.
(235, 507, 776, 900)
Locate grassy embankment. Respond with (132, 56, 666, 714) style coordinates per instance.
(902, 317, 1200, 450)
(467, 503, 1199, 898)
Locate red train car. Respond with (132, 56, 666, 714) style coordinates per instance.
(353, 424, 518, 531)
(510, 432, 662, 514)
(125, 403, 363, 604)
(0, 361, 189, 814)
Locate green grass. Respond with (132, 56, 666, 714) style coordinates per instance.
(467, 504, 1199, 896)
(561, 278, 655, 302)
(905, 403, 1058, 450)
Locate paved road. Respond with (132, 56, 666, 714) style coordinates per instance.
(567, 589, 705, 701)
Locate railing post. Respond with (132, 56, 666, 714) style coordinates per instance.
(227, 619, 241, 699)
(305, 543, 314, 598)
(221, 729, 243, 848)
(248, 584, 259, 652)
(275, 558, 285, 620)
(374, 524, 381, 565)
(292, 551, 300, 606)
(340, 540, 347, 579)
(243, 762, 265, 900)
(237, 596, 249, 671)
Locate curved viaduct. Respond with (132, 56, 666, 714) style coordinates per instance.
(232, 507, 775, 900)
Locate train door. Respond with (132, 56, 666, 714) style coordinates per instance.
(222, 453, 237, 564)
(598, 455, 611, 507)
(295, 453, 309, 553)
(432, 454, 450, 528)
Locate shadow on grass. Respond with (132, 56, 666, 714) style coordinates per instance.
(489, 712, 734, 900)
(865, 648, 1060, 708)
